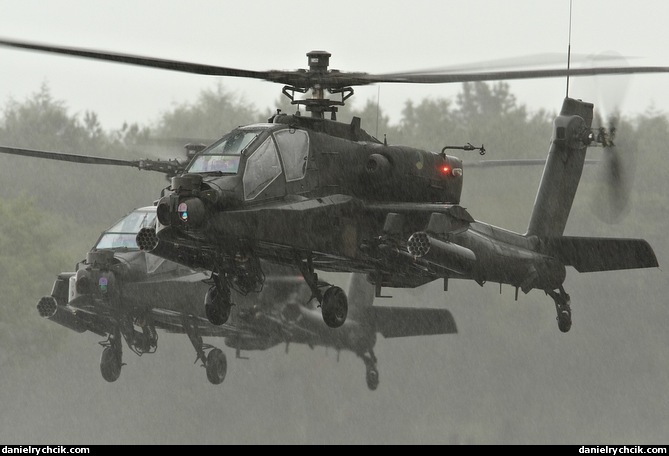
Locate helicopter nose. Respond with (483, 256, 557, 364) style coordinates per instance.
(176, 198, 206, 227)
(75, 269, 95, 295)
(74, 268, 116, 298)
(156, 196, 207, 228)
(156, 199, 172, 226)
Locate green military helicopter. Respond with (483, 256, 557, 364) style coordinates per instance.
(37, 205, 457, 390)
(0, 39, 663, 334)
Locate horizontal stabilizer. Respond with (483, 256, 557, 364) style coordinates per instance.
(543, 236, 659, 272)
(372, 307, 457, 338)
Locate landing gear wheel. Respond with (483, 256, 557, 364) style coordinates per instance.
(548, 287, 572, 333)
(321, 286, 348, 328)
(205, 287, 231, 326)
(100, 346, 122, 382)
(206, 348, 227, 385)
(557, 307, 572, 333)
(366, 367, 379, 391)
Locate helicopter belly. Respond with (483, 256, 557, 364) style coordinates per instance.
(123, 275, 209, 313)
(204, 195, 369, 258)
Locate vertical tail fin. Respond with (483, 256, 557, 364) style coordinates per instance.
(526, 98, 594, 237)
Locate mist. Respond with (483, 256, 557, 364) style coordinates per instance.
(2, 136, 667, 445)
(1, 13, 668, 442)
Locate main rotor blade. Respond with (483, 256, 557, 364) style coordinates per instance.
(2, 37, 668, 90)
(0, 145, 184, 175)
(391, 52, 638, 75)
(366, 66, 669, 85)
(0, 145, 139, 167)
(0, 37, 270, 79)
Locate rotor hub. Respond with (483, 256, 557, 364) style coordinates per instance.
(307, 51, 331, 73)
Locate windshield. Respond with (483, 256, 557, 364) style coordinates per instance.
(187, 131, 259, 173)
(95, 209, 156, 250)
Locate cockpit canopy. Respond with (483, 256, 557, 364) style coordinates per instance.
(185, 124, 311, 201)
(187, 130, 260, 174)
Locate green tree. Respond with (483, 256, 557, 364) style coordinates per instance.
(624, 111, 669, 236)
(2, 83, 98, 150)
(349, 99, 392, 142)
(0, 85, 167, 235)
(392, 98, 455, 151)
(454, 81, 554, 159)
(0, 195, 70, 367)
(152, 82, 263, 141)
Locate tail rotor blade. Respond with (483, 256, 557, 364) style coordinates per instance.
(577, 51, 635, 224)
(590, 133, 636, 224)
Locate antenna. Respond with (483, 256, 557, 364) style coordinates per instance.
(565, 0, 573, 98)
(375, 85, 381, 138)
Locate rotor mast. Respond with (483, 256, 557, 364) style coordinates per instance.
(281, 51, 354, 120)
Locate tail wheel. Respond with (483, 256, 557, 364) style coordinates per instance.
(206, 348, 227, 385)
(548, 287, 572, 333)
(100, 346, 122, 382)
(366, 367, 379, 391)
(557, 308, 572, 333)
(321, 286, 348, 329)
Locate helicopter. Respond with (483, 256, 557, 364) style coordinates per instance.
(0, 38, 663, 333)
(36, 204, 457, 389)
(223, 271, 458, 391)
(36, 204, 298, 385)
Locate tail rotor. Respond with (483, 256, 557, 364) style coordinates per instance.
(577, 51, 636, 224)
(590, 123, 636, 224)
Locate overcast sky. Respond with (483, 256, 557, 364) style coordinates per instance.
(1, 0, 668, 130)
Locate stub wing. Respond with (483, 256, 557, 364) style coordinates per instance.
(372, 307, 458, 338)
(542, 236, 659, 272)
(148, 308, 249, 338)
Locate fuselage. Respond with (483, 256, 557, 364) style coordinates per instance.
(148, 113, 569, 295)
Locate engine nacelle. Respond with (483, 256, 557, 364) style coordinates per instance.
(365, 153, 392, 177)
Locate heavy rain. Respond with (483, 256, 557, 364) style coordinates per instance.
(0, 0, 668, 446)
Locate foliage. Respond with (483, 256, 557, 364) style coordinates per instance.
(1, 84, 107, 153)
(0, 195, 71, 366)
(392, 98, 455, 151)
(152, 82, 263, 141)
(0, 84, 167, 234)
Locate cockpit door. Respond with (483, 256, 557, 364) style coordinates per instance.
(242, 136, 285, 201)
(274, 128, 315, 195)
